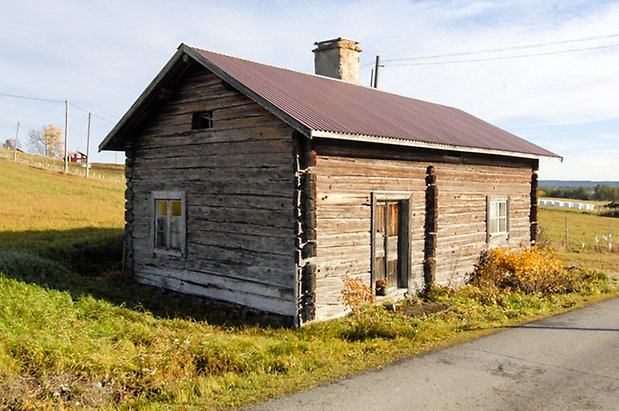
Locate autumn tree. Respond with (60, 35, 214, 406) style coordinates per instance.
(28, 124, 63, 157)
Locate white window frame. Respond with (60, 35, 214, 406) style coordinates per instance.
(487, 196, 509, 244)
(152, 191, 186, 257)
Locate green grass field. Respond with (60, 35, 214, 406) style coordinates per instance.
(538, 206, 619, 272)
(1, 158, 617, 409)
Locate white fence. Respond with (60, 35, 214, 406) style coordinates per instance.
(538, 199, 595, 211)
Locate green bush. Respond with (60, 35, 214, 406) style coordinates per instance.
(0, 249, 72, 286)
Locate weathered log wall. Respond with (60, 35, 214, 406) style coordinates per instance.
(129, 66, 298, 317)
(310, 142, 427, 321)
(309, 140, 535, 321)
(433, 163, 533, 286)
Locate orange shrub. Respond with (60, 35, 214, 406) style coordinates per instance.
(471, 247, 589, 295)
(340, 275, 374, 314)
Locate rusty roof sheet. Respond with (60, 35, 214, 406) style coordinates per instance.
(99, 44, 558, 158)
(189, 46, 558, 159)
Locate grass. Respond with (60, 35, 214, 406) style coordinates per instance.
(2, 256, 615, 410)
(0, 161, 618, 409)
(0, 158, 125, 277)
(0, 157, 124, 232)
(0, 148, 125, 182)
(538, 205, 619, 272)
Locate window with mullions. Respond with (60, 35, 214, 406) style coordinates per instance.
(153, 191, 186, 256)
(487, 196, 509, 243)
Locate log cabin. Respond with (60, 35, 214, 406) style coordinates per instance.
(99, 38, 560, 326)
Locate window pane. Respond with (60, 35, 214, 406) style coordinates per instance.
(170, 215, 182, 249)
(498, 216, 507, 233)
(489, 217, 498, 234)
(156, 215, 168, 247)
(156, 200, 168, 216)
(171, 200, 182, 217)
(499, 201, 507, 218)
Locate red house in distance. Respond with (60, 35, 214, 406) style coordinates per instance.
(66, 150, 88, 163)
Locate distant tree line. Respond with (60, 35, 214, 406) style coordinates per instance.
(540, 185, 619, 202)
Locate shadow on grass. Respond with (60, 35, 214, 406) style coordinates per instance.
(0, 228, 253, 328)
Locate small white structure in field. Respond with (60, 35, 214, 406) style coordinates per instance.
(539, 199, 594, 210)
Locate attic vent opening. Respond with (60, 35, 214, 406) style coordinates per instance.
(192, 110, 213, 130)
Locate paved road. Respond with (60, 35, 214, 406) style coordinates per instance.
(249, 297, 619, 410)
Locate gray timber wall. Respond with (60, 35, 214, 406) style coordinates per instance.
(310, 142, 427, 321)
(127, 67, 297, 318)
(434, 163, 533, 286)
(310, 140, 535, 321)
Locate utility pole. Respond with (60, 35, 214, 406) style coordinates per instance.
(63, 99, 69, 173)
(85, 112, 91, 178)
(13, 121, 19, 161)
(370, 69, 374, 87)
(373, 55, 381, 88)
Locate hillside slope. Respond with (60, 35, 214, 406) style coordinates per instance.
(0, 158, 124, 232)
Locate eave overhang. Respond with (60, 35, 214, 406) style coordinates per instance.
(310, 130, 563, 161)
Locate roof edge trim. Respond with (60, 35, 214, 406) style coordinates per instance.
(182, 45, 312, 138)
(310, 130, 563, 161)
(99, 47, 188, 152)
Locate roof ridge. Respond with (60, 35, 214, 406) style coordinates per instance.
(184, 43, 457, 109)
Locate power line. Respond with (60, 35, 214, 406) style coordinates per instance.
(0, 91, 64, 104)
(0, 91, 115, 125)
(382, 32, 619, 63)
(69, 102, 115, 124)
(385, 42, 619, 67)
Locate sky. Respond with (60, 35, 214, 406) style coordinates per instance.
(1, 0, 618, 180)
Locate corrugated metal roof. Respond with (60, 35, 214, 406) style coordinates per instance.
(189, 46, 558, 159)
(99, 44, 559, 159)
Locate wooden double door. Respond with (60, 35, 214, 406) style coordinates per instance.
(373, 200, 407, 290)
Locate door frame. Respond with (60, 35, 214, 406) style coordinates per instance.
(370, 191, 413, 294)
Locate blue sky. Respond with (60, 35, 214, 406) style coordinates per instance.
(1, 0, 618, 180)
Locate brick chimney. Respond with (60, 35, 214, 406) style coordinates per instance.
(312, 38, 362, 84)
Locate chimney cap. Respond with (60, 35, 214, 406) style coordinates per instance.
(312, 37, 362, 53)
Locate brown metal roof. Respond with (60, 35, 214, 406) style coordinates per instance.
(188, 46, 558, 159)
(100, 44, 559, 159)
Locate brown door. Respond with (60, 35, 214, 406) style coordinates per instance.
(374, 201, 403, 290)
